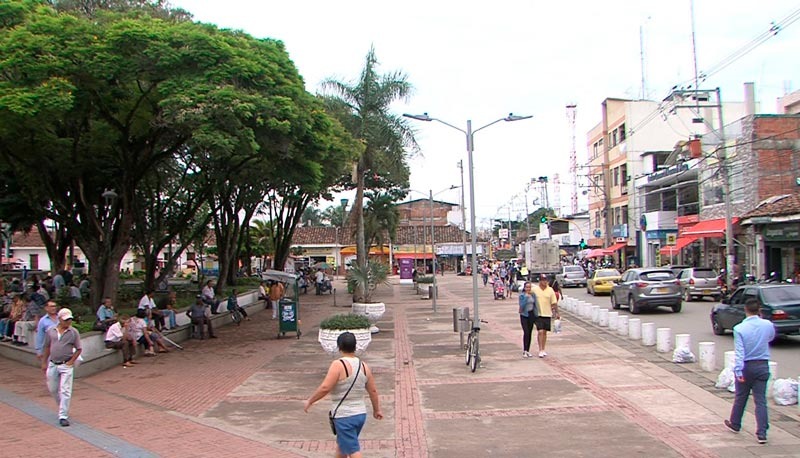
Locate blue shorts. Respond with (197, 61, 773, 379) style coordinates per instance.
(334, 413, 366, 454)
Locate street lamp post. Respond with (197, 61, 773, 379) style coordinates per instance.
(340, 198, 348, 276)
(403, 113, 532, 327)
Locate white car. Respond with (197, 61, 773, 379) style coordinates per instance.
(556, 265, 587, 288)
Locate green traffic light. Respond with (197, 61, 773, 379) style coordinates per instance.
(540, 216, 547, 223)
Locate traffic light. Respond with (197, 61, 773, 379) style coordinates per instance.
(540, 215, 548, 224)
(578, 239, 588, 249)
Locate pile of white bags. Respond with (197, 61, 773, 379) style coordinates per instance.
(672, 346, 696, 364)
(715, 367, 736, 392)
(772, 378, 799, 406)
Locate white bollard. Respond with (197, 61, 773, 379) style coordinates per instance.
(598, 309, 609, 327)
(656, 328, 672, 353)
(591, 306, 600, 324)
(768, 361, 778, 398)
(628, 318, 641, 340)
(724, 350, 736, 369)
(582, 304, 592, 319)
(698, 342, 716, 372)
(608, 312, 619, 330)
(642, 323, 656, 346)
(617, 315, 629, 336)
(580, 304, 590, 319)
(675, 334, 691, 351)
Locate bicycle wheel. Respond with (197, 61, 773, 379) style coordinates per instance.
(469, 333, 480, 372)
(231, 310, 242, 325)
(464, 332, 473, 366)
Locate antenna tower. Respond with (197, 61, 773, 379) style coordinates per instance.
(566, 103, 578, 215)
(552, 173, 561, 217)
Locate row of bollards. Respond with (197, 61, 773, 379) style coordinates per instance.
(562, 296, 799, 407)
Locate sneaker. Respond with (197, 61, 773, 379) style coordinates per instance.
(522, 351, 529, 358)
(538, 351, 545, 358)
(756, 435, 767, 444)
(541, 351, 547, 357)
(59, 418, 70, 427)
(724, 420, 740, 433)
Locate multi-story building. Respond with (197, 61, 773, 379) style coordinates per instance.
(586, 90, 750, 267)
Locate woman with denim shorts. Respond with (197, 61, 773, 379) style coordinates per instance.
(305, 332, 383, 457)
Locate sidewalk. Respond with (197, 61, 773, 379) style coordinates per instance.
(0, 275, 798, 457)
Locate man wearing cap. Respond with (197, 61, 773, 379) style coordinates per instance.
(531, 274, 559, 358)
(40, 307, 82, 427)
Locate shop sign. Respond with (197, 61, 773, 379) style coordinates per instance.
(612, 224, 628, 238)
(763, 223, 800, 242)
(645, 230, 677, 240)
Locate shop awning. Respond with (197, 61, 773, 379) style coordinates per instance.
(603, 241, 628, 253)
(681, 217, 739, 238)
(393, 253, 434, 260)
(659, 235, 700, 256)
(585, 249, 608, 259)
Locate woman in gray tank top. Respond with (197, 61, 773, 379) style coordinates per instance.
(304, 332, 383, 457)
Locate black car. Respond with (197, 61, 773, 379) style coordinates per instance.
(710, 284, 800, 337)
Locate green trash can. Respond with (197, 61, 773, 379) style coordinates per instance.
(278, 297, 301, 339)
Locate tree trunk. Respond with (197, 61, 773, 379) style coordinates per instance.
(36, 220, 71, 274)
(354, 159, 367, 302)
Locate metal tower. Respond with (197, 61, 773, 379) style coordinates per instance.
(552, 173, 561, 217)
(566, 104, 578, 215)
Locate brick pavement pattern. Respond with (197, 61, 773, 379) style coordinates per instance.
(0, 274, 798, 457)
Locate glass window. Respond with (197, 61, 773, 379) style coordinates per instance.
(761, 286, 800, 304)
(692, 269, 718, 278)
(619, 123, 626, 141)
(565, 266, 583, 273)
(597, 270, 621, 277)
(729, 289, 745, 304)
(640, 271, 675, 281)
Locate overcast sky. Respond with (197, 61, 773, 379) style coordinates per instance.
(174, 0, 800, 227)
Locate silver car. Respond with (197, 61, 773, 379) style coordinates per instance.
(611, 268, 682, 314)
(556, 265, 587, 288)
(678, 267, 722, 302)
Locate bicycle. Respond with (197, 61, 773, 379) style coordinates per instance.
(462, 318, 488, 373)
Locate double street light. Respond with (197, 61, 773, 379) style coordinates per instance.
(403, 113, 532, 326)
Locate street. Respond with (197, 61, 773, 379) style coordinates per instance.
(563, 286, 800, 379)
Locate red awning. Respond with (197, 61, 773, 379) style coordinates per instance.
(681, 217, 739, 238)
(659, 235, 700, 256)
(603, 242, 627, 253)
(393, 253, 434, 260)
(585, 249, 607, 259)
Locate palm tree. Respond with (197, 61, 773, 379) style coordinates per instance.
(250, 219, 274, 271)
(301, 206, 323, 227)
(321, 204, 346, 227)
(321, 46, 418, 302)
(364, 191, 399, 250)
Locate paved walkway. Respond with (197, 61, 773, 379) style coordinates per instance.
(1, 275, 798, 457)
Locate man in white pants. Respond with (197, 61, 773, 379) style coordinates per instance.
(40, 308, 82, 427)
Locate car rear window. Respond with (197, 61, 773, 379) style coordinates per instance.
(565, 266, 583, 273)
(597, 270, 620, 277)
(693, 269, 717, 278)
(761, 286, 800, 303)
(640, 271, 675, 281)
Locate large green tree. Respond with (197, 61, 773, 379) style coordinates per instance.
(0, 1, 327, 306)
(321, 47, 417, 301)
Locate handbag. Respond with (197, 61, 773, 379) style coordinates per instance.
(328, 359, 362, 435)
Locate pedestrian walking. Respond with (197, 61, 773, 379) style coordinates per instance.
(304, 332, 383, 458)
(518, 282, 538, 358)
(40, 308, 82, 427)
(724, 299, 774, 444)
(269, 281, 285, 320)
(531, 274, 559, 358)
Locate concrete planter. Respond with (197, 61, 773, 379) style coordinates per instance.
(351, 302, 386, 334)
(318, 328, 372, 355)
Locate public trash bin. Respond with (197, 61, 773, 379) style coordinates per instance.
(278, 298, 301, 339)
(428, 285, 438, 300)
(453, 306, 470, 332)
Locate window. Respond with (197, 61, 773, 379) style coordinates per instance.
(611, 129, 618, 147)
(613, 167, 619, 186)
(622, 205, 628, 225)
(620, 164, 627, 184)
(598, 269, 620, 277)
(619, 123, 626, 141)
(29, 254, 38, 270)
(640, 271, 675, 281)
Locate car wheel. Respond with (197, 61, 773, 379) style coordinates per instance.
(711, 316, 725, 335)
(671, 302, 682, 313)
(611, 293, 620, 310)
(684, 290, 692, 302)
(628, 296, 640, 314)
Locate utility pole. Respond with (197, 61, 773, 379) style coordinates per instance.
(458, 160, 468, 273)
(429, 189, 437, 312)
(716, 87, 735, 290)
(601, 101, 613, 248)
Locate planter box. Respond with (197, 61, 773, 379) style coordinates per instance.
(351, 302, 386, 334)
(318, 328, 372, 355)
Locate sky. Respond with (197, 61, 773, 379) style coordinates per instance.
(173, 0, 800, 228)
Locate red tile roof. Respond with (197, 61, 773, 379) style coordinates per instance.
(290, 225, 468, 246)
(742, 194, 800, 219)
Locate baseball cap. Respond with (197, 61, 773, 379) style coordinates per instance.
(57, 308, 74, 320)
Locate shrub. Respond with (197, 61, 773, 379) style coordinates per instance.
(415, 275, 434, 284)
(346, 262, 389, 303)
(319, 313, 370, 330)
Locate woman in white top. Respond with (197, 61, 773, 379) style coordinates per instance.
(304, 332, 383, 457)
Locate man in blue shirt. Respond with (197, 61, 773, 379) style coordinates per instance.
(725, 299, 775, 444)
(35, 301, 59, 359)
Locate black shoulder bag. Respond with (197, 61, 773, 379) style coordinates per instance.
(328, 359, 362, 435)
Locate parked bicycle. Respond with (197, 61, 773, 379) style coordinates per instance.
(230, 307, 243, 325)
(462, 318, 488, 373)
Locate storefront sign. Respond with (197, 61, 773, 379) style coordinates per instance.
(612, 224, 628, 238)
(645, 230, 677, 240)
(763, 223, 800, 242)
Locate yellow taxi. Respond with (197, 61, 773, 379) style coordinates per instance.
(587, 269, 622, 296)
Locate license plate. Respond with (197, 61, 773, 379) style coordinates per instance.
(653, 288, 669, 294)
(703, 290, 712, 294)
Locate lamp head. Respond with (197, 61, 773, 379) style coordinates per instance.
(403, 113, 432, 122)
(504, 113, 533, 122)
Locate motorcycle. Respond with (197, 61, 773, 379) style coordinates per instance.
(316, 277, 333, 295)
